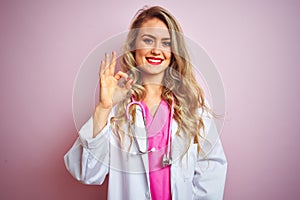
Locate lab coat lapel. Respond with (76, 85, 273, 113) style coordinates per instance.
(170, 118, 189, 163)
(134, 106, 151, 193)
(170, 118, 178, 196)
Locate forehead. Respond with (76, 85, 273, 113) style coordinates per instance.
(137, 18, 170, 38)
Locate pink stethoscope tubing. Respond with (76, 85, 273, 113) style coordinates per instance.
(126, 96, 173, 166)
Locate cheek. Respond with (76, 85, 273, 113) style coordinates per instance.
(164, 51, 172, 64)
(166, 51, 172, 60)
(135, 49, 148, 66)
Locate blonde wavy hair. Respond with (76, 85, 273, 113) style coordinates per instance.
(111, 6, 209, 157)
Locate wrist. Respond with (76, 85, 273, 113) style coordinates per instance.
(97, 101, 113, 110)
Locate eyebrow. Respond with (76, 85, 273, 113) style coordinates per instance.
(141, 34, 171, 40)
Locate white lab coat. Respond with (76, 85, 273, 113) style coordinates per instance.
(64, 105, 227, 200)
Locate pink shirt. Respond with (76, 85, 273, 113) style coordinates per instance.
(141, 100, 171, 200)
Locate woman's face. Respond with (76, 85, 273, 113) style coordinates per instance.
(134, 18, 172, 78)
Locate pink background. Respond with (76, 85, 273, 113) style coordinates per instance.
(1, 0, 300, 199)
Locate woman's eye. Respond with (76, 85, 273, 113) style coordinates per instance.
(143, 38, 153, 45)
(162, 41, 171, 47)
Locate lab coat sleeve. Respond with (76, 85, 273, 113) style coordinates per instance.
(64, 113, 113, 185)
(192, 112, 228, 200)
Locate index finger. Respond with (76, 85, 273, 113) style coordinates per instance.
(109, 51, 117, 75)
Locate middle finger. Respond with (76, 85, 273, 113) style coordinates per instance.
(104, 53, 110, 76)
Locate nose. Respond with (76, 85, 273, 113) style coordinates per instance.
(151, 42, 162, 55)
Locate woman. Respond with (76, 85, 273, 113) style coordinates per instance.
(64, 6, 227, 200)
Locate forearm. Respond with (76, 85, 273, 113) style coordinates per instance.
(93, 103, 112, 138)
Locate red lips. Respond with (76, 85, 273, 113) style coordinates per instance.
(146, 57, 163, 65)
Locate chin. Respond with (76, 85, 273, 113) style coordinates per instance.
(139, 65, 168, 74)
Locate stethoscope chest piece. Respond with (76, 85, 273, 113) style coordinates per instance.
(162, 154, 172, 167)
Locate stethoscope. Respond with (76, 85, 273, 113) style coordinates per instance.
(126, 96, 173, 167)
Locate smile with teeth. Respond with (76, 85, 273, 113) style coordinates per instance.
(146, 57, 163, 65)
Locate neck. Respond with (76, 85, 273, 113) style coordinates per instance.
(144, 83, 162, 97)
(141, 71, 164, 86)
(143, 84, 162, 115)
(140, 71, 165, 99)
